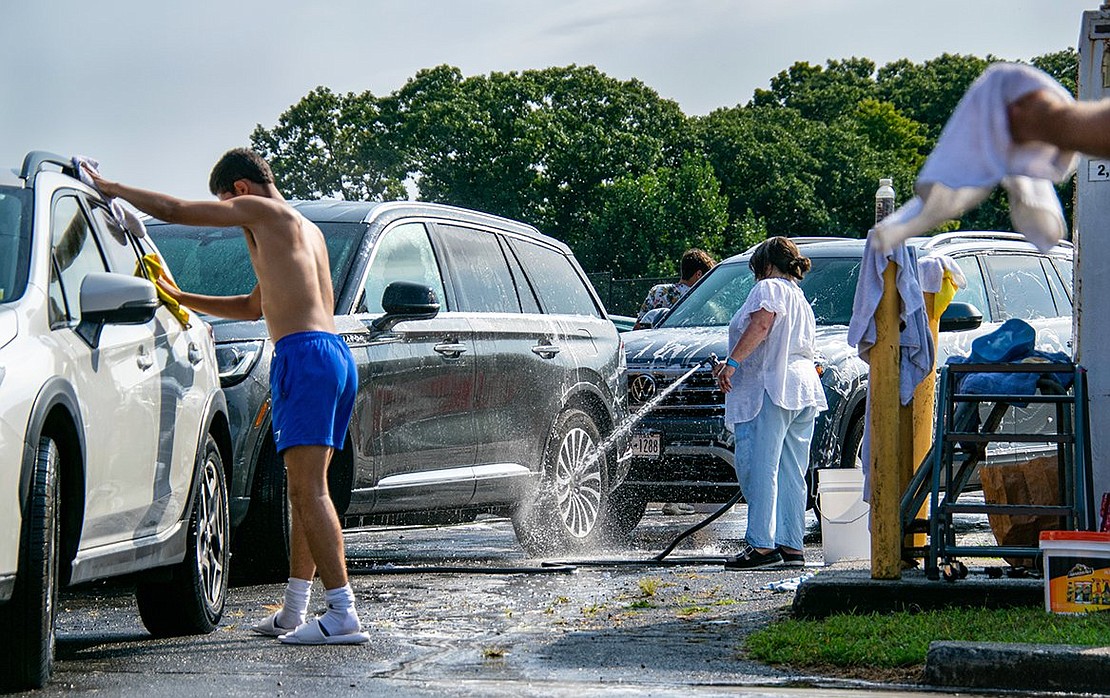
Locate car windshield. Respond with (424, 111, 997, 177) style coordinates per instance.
(661, 255, 862, 328)
(0, 187, 33, 304)
(148, 221, 365, 305)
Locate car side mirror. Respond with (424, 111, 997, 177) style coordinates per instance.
(370, 281, 440, 332)
(635, 306, 668, 330)
(939, 301, 983, 333)
(75, 272, 160, 347)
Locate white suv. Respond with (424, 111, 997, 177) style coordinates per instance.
(0, 152, 232, 690)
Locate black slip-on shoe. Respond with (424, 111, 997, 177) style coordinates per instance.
(723, 546, 783, 570)
(777, 547, 805, 567)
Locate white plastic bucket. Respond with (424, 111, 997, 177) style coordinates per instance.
(818, 468, 871, 564)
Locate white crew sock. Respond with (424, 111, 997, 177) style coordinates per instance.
(276, 577, 312, 629)
(320, 584, 361, 636)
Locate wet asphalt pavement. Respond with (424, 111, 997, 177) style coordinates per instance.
(21, 504, 1003, 697)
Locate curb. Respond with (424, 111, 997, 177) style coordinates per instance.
(925, 641, 1110, 693)
(792, 568, 1042, 619)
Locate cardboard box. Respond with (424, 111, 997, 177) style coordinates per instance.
(980, 455, 1061, 566)
(1040, 531, 1110, 613)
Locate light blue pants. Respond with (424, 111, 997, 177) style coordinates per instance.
(733, 392, 818, 551)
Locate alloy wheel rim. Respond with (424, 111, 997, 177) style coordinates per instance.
(554, 426, 602, 538)
(195, 456, 227, 610)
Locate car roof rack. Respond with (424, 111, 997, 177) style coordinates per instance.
(918, 230, 1074, 250)
(21, 151, 77, 180)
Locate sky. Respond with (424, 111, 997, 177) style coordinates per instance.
(0, 1, 1099, 199)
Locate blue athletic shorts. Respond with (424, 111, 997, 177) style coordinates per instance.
(270, 331, 357, 454)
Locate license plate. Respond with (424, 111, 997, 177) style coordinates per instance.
(630, 432, 662, 459)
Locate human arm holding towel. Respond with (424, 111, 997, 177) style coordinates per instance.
(155, 278, 263, 322)
(1009, 89, 1110, 158)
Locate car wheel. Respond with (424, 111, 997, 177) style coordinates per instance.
(602, 483, 648, 542)
(230, 439, 291, 584)
(513, 408, 608, 556)
(0, 437, 60, 690)
(136, 434, 228, 637)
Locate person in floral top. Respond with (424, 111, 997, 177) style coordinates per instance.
(636, 248, 716, 321)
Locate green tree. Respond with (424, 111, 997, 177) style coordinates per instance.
(751, 58, 878, 123)
(250, 86, 407, 201)
(1033, 48, 1078, 97)
(876, 53, 994, 139)
(583, 152, 728, 277)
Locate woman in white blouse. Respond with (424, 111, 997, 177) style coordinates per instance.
(713, 237, 827, 570)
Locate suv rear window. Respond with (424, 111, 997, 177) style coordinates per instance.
(0, 187, 33, 304)
(507, 237, 601, 317)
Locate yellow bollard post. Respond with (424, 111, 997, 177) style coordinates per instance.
(870, 262, 903, 580)
(906, 292, 940, 559)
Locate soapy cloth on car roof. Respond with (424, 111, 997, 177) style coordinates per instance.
(73, 156, 147, 239)
(136, 253, 190, 328)
(871, 63, 1077, 254)
(917, 254, 966, 317)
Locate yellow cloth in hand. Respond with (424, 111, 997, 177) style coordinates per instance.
(136, 253, 190, 328)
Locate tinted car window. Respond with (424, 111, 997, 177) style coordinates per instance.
(952, 256, 992, 321)
(150, 222, 364, 305)
(796, 258, 860, 325)
(507, 237, 600, 317)
(360, 222, 447, 314)
(1052, 257, 1073, 297)
(437, 224, 520, 313)
(0, 187, 32, 304)
(985, 254, 1059, 320)
(1042, 258, 1072, 315)
(88, 202, 142, 274)
(51, 195, 107, 320)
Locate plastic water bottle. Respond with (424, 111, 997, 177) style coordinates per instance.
(875, 178, 895, 224)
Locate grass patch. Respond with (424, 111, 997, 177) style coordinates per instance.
(746, 607, 1110, 670)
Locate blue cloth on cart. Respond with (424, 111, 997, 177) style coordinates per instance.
(946, 318, 1072, 404)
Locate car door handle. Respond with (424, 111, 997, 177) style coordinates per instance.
(434, 342, 468, 358)
(137, 345, 154, 371)
(532, 343, 560, 359)
(188, 342, 204, 365)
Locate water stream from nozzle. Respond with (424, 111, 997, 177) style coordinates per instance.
(579, 353, 718, 474)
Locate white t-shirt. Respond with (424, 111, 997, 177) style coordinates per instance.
(724, 277, 828, 425)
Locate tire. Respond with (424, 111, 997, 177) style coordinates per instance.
(840, 416, 865, 471)
(0, 437, 60, 690)
(513, 408, 609, 556)
(602, 483, 648, 543)
(230, 440, 290, 584)
(136, 435, 229, 637)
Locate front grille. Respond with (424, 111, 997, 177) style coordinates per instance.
(626, 366, 723, 416)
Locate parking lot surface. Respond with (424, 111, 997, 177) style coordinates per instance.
(24, 505, 1003, 697)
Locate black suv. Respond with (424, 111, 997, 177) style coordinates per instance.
(614, 233, 1073, 535)
(149, 201, 627, 577)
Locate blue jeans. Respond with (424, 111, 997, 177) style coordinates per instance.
(733, 392, 818, 551)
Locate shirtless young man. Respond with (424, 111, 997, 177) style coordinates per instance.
(86, 149, 369, 645)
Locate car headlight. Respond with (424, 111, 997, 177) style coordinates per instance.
(215, 340, 264, 386)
